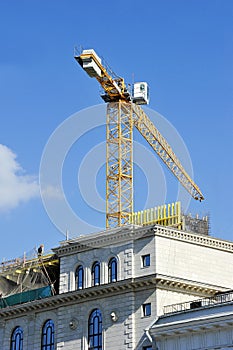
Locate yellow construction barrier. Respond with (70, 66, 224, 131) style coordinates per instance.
(130, 201, 182, 229)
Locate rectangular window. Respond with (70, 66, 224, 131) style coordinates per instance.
(142, 303, 151, 317)
(143, 347, 152, 350)
(142, 254, 150, 267)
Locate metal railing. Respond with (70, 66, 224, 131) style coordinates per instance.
(0, 250, 55, 273)
(163, 291, 233, 315)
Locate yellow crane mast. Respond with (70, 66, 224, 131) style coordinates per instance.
(74, 48, 204, 229)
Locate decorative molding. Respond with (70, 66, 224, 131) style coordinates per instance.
(69, 318, 78, 330)
(54, 224, 233, 258)
(54, 225, 153, 257)
(154, 226, 233, 252)
(0, 273, 227, 318)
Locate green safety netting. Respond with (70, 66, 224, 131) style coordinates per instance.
(0, 285, 52, 309)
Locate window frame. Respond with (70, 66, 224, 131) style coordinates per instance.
(10, 326, 23, 350)
(142, 303, 151, 317)
(92, 261, 100, 286)
(75, 265, 84, 289)
(88, 309, 102, 350)
(108, 257, 117, 283)
(142, 254, 150, 268)
(41, 319, 55, 350)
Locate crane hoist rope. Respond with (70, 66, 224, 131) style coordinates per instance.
(74, 48, 204, 229)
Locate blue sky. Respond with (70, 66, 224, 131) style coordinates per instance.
(0, 0, 232, 260)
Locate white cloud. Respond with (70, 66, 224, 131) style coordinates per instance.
(0, 144, 39, 212)
(40, 185, 63, 200)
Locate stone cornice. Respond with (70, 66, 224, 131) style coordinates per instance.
(0, 274, 227, 318)
(155, 274, 230, 296)
(154, 226, 233, 253)
(53, 225, 233, 258)
(53, 225, 153, 257)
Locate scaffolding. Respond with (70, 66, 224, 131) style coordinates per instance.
(182, 213, 209, 235)
(0, 251, 59, 298)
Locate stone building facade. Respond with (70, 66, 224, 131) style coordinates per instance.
(0, 224, 232, 349)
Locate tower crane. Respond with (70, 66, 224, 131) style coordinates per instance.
(74, 48, 204, 229)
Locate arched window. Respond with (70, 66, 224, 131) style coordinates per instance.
(92, 262, 100, 286)
(88, 309, 102, 350)
(10, 327, 23, 350)
(108, 257, 117, 283)
(41, 319, 55, 350)
(75, 265, 84, 289)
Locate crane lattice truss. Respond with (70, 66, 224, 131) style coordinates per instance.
(106, 102, 133, 227)
(75, 49, 204, 229)
(132, 103, 204, 202)
(106, 101, 204, 228)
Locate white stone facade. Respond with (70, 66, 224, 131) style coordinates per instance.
(0, 225, 232, 349)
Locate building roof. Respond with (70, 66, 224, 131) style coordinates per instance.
(53, 224, 233, 257)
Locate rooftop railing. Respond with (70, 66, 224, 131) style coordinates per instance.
(163, 291, 233, 315)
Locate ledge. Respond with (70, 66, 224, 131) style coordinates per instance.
(154, 226, 233, 252)
(0, 273, 227, 318)
(53, 225, 233, 258)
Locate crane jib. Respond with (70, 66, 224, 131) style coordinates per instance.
(75, 51, 130, 102)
